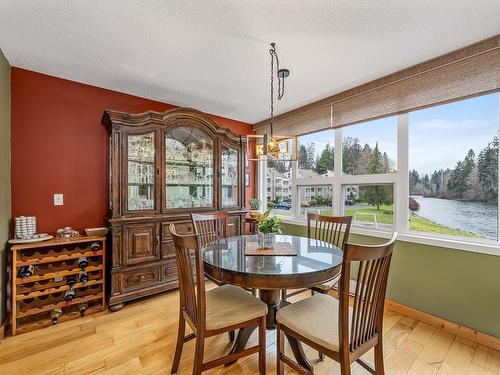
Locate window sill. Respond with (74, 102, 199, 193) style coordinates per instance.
(280, 217, 500, 257)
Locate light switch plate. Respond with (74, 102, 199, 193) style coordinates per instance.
(54, 193, 64, 206)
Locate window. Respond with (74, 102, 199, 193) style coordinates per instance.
(342, 117, 397, 175)
(265, 137, 293, 214)
(298, 185, 333, 218)
(259, 92, 500, 250)
(343, 184, 394, 229)
(266, 163, 292, 216)
(409, 94, 499, 241)
(298, 129, 335, 178)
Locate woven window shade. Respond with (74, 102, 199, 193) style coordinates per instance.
(254, 105, 331, 135)
(254, 36, 500, 135)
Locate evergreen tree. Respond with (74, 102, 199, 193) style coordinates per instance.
(342, 137, 362, 174)
(422, 174, 431, 194)
(409, 169, 421, 194)
(306, 143, 316, 170)
(298, 144, 308, 169)
(312, 144, 334, 175)
(477, 137, 498, 202)
(367, 143, 383, 174)
(364, 143, 392, 209)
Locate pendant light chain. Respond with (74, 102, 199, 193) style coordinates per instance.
(247, 43, 295, 162)
(269, 42, 285, 136)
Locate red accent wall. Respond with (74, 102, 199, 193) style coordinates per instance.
(11, 68, 255, 234)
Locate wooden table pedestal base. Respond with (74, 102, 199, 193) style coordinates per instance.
(226, 289, 313, 372)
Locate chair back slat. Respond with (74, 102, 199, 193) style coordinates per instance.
(191, 212, 228, 248)
(169, 223, 206, 330)
(307, 213, 352, 249)
(338, 233, 397, 354)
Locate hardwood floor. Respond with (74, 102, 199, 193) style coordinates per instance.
(1, 287, 500, 375)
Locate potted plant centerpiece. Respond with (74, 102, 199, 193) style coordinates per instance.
(248, 198, 262, 218)
(255, 209, 283, 249)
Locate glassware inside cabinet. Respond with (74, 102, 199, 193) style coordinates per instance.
(127, 132, 155, 210)
(165, 127, 214, 209)
(221, 146, 239, 207)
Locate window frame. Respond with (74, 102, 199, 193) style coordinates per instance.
(257, 92, 500, 255)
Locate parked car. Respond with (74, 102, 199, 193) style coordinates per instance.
(275, 202, 291, 210)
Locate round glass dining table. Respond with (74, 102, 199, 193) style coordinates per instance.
(203, 234, 343, 370)
(203, 234, 343, 328)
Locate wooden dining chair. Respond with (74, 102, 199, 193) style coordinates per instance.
(191, 211, 228, 248)
(281, 213, 352, 302)
(169, 223, 267, 375)
(190, 210, 249, 342)
(308, 213, 352, 294)
(276, 233, 398, 375)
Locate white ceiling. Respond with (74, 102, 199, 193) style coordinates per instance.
(1, 1, 499, 123)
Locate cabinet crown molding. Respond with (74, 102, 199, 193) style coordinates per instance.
(102, 106, 245, 143)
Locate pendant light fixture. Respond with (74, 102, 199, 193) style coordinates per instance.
(248, 43, 298, 161)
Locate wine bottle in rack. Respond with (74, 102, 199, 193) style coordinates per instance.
(90, 241, 102, 253)
(79, 271, 89, 285)
(51, 308, 62, 325)
(18, 265, 34, 279)
(78, 302, 88, 317)
(64, 289, 75, 303)
(78, 257, 88, 270)
(66, 274, 77, 287)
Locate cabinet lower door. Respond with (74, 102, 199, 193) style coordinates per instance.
(123, 223, 160, 266)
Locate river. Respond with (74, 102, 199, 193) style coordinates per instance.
(411, 195, 498, 240)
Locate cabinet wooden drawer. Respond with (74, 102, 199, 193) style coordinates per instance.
(123, 223, 160, 266)
(161, 221, 193, 258)
(121, 265, 161, 293)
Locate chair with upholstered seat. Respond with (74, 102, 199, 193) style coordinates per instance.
(276, 233, 398, 375)
(169, 223, 267, 375)
(281, 213, 352, 301)
(190, 211, 255, 343)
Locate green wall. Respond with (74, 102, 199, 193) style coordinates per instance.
(283, 223, 500, 338)
(0, 49, 11, 324)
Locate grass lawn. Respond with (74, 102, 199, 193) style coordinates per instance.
(409, 212, 479, 238)
(345, 204, 394, 225)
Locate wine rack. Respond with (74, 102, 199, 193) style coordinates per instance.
(10, 236, 106, 335)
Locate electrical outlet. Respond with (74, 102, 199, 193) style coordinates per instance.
(54, 193, 64, 206)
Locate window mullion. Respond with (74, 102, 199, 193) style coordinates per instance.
(497, 93, 500, 244)
(333, 127, 343, 215)
(258, 160, 267, 212)
(291, 160, 299, 218)
(396, 113, 409, 233)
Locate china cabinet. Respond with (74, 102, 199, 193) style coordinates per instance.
(102, 107, 246, 310)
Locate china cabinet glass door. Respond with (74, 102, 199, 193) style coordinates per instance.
(221, 145, 239, 207)
(127, 132, 156, 211)
(165, 127, 214, 209)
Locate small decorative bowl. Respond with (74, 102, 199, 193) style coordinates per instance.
(85, 227, 109, 237)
